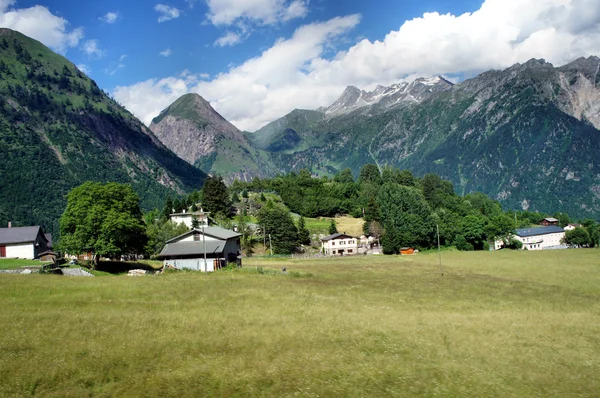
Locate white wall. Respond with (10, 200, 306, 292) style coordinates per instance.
(322, 238, 358, 255)
(178, 234, 220, 242)
(170, 215, 208, 229)
(5, 243, 34, 259)
(163, 258, 216, 272)
(515, 232, 566, 250)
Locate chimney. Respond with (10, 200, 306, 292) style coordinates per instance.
(8, 221, 11, 228)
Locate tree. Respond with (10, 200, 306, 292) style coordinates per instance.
(461, 214, 487, 250)
(146, 219, 189, 256)
(334, 168, 354, 183)
(562, 227, 591, 247)
(257, 203, 298, 254)
(377, 183, 434, 253)
(201, 175, 231, 218)
(231, 192, 240, 203)
(358, 164, 381, 185)
(298, 216, 311, 245)
(59, 182, 147, 267)
(328, 219, 338, 235)
(237, 209, 254, 257)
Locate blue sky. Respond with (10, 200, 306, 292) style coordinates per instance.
(1, 0, 599, 130)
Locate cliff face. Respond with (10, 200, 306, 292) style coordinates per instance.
(150, 93, 274, 181)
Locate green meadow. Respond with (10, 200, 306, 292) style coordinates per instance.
(0, 250, 599, 397)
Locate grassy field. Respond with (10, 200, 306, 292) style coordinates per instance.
(304, 215, 364, 236)
(0, 258, 49, 270)
(0, 250, 599, 396)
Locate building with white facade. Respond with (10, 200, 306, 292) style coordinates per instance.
(514, 226, 566, 250)
(169, 209, 209, 229)
(321, 233, 358, 255)
(157, 226, 241, 271)
(0, 226, 51, 259)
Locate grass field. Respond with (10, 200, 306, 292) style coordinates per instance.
(1, 250, 599, 396)
(304, 215, 364, 236)
(0, 258, 49, 270)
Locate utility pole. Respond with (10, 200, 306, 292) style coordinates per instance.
(437, 223, 443, 276)
(269, 234, 273, 256)
(201, 207, 207, 272)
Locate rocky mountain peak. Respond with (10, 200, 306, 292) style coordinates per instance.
(321, 76, 454, 116)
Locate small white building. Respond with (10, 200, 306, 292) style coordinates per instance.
(157, 226, 241, 271)
(564, 223, 582, 231)
(169, 209, 209, 229)
(514, 226, 566, 250)
(321, 233, 358, 256)
(0, 226, 51, 259)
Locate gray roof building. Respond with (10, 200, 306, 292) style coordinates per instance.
(515, 225, 564, 238)
(0, 226, 48, 245)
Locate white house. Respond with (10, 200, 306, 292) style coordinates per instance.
(157, 226, 241, 271)
(321, 233, 358, 256)
(514, 226, 566, 250)
(564, 223, 582, 231)
(0, 226, 51, 259)
(169, 209, 209, 229)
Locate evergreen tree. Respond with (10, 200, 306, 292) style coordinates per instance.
(377, 183, 434, 252)
(257, 203, 298, 254)
(358, 164, 381, 185)
(328, 219, 338, 235)
(297, 216, 311, 245)
(201, 175, 232, 218)
(241, 189, 249, 199)
(231, 192, 240, 203)
(260, 192, 266, 201)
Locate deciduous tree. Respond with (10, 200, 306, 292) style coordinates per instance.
(59, 182, 147, 267)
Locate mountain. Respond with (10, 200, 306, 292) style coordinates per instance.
(249, 57, 600, 219)
(317, 76, 454, 116)
(0, 29, 206, 237)
(149, 93, 273, 181)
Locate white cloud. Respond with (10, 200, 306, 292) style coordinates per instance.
(115, 0, 600, 131)
(159, 48, 172, 57)
(206, 0, 308, 26)
(82, 39, 105, 58)
(185, 0, 197, 8)
(99, 12, 118, 24)
(214, 31, 242, 47)
(0, 2, 83, 53)
(76, 63, 90, 75)
(154, 4, 180, 23)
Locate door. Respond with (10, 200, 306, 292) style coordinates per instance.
(0, 246, 6, 257)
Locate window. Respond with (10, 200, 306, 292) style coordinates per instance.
(331, 241, 335, 246)
(193, 233, 200, 241)
(348, 249, 353, 253)
(340, 241, 345, 245)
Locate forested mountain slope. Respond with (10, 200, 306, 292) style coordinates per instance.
(0, 29, 206, 237)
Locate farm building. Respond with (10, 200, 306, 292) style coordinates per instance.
(321, 233, 358, 256)
(0, 225, 52, 259)
(514, 226, 566, 250)
(540, 217, 559, 226)
(157, 226, 241, 271)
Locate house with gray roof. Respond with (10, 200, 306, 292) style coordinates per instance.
(514, 225, 566, 250)
(157, 226, 242, 271)
(321, 232, 358, 256)
(0, 226, 51, 259)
